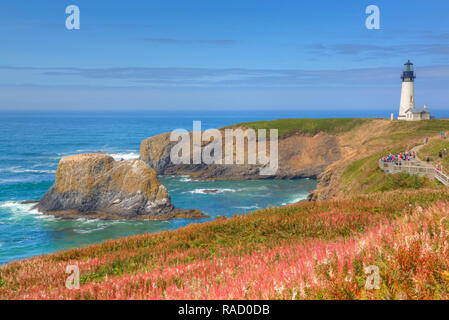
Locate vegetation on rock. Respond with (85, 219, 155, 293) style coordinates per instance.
(225, 118, 370, 138)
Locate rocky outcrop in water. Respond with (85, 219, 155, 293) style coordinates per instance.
(34, 153, 204, 220)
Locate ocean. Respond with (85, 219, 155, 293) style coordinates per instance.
(0, 109, 444, 265)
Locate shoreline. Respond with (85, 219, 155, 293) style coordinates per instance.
(1, 177, 315, 265)
(34, 208, 208, 221)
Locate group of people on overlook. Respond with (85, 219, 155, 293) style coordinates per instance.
(380, 151, 416, 166)
(380, 145, 447, 173)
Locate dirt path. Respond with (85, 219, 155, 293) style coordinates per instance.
(410, 143, 434, 168)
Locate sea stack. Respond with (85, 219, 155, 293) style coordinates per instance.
(34, 153, 203, 220)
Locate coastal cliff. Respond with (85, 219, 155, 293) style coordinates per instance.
(35, 153, 203, 220)
(140, 118, 449, 201)
(140, 130, 342, 180)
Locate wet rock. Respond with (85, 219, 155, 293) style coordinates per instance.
(34, 153, 205, 220)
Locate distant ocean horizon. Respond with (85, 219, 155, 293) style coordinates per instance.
(1, 109, 448, 265)
(3, 108, 449, 117)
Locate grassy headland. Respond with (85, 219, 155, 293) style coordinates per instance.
(226, 118, 370, 138)
(314, 119, 449, 199)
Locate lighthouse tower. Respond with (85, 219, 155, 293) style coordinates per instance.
(398, 60, 416, 120)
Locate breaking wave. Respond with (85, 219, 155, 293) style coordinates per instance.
(0, 167, 56, 174)
(108, 152, 140, 161)
(282, 193, 309, 205)
(186, 188, 237, 195)
(233, 205, 260, 210)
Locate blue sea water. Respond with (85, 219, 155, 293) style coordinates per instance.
(1, 109, 445, 265)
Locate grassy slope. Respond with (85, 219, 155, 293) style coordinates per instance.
(225, 118, 370, 138)
(418, 138, 449, 168)
(341, 152, 440, 195)
(340, 120, 449, 195)
(1, 189, 448, 299)
(362, 120, 449, 149)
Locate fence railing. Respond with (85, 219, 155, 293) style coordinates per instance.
(435, 169, 449, 186)
(379, 160, 449, 186)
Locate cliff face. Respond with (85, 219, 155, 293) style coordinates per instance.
(35, 153, 203, 220)
(277, 132, 341, 178)
(140, 130, 341, 180)
(140, 133, 174, 172)
(307, 120, 398, 201)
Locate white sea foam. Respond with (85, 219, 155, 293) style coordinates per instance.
(75, 217, 100, 223)
(28, 207, 42, 215)
(51, 151, 139, 162)
(0, 201, 52, 220)
(33, 214, 57, 221)
(282, 194, 309, 206)
(73, 226, 107, 234)
(0, 167, 56, 174)
(0, 201, 33, 211)
(233, 205, 260, 210)
(0, 178, 32, 184)
(180, 177, 196, 182)
(242, 185, 269, 192)
(109, 152, 140, 161)
(186, 188, 237, 195)
(0, 201, 45, 221)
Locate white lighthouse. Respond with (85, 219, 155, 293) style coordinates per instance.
(397, 60, 430, 121)
(398, 60, 416, 120)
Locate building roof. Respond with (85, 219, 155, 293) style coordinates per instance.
(405, 108, 430, 114)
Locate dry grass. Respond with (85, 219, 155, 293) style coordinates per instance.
(1, 189, 449, 299)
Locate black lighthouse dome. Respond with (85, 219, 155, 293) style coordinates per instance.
(401, 60, 416, 82)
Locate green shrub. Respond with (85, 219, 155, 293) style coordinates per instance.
(378, 173, 434, 192)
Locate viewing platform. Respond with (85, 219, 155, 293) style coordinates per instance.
(379, 160, 449, 186)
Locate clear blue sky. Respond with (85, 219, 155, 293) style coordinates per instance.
(0, 0, 448, 112)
